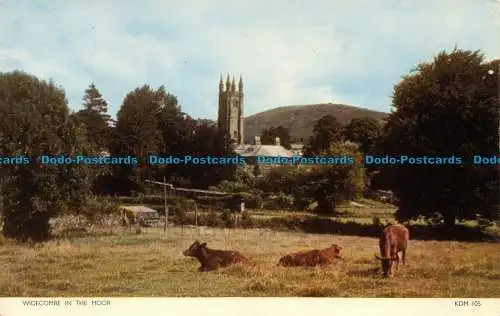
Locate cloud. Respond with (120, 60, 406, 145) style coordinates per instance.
(0, 0, 498, 121)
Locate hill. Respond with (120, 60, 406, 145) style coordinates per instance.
(243, 103, 389, 142)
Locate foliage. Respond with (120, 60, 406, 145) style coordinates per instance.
(72, 83, 111, 151)
(233, 166, 255, 187)
(304, 114, 344, 155)
(0, 70, 93, 242)
(257, 143, 365, 214)
(263, 193, 295, 210)
(169, 204, 187, 225)
(378, 48, 499, 227)
(79, 196, 120, 223)
(220, 209, 233, 227)
(244, 193, 264, 209)
(303, 143, 365, 214)
(260, 125, 292, 149)
(182, 123, 236, 188)
(343, 117, 382, 154)
(214, 180, 251, 193)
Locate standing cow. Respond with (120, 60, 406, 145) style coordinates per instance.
(375, 223, 409, 277)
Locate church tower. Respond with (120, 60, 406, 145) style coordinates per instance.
(218, 73, 244, 145)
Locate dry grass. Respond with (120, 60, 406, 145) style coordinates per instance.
(1, 226, 499, 297)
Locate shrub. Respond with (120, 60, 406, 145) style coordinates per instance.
(170, 204, 187, 225)
(263, 193, 295, 210)
(80, 196, 120, 224)
(206, 210, 223, 227)
(220, 209, 233, 227)
(242, 193, 264, 209)
(215, 180, 251, 193)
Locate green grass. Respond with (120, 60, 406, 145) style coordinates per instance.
(1, 226, 499, 297)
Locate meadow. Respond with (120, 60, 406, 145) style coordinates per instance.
(1, 222, 499, 297)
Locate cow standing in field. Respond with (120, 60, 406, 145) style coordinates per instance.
(182, 240, 249, 272)
(277, 244, 343, 267)
(375, 223, 409, 277)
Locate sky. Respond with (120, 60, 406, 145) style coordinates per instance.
(0, 0, 499, 121)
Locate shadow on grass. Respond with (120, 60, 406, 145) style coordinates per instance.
(187, 214, 499, 243)
(266, 216, 499, 242)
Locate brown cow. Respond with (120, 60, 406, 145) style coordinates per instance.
(277, 244, 343, 267)
(182, 240, 249, 272)
(375, 223, 409, 277)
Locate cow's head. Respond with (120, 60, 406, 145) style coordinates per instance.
(183, 240, 207, 257)
(375, 254, 398, 277)
(331, 244, 343, 259)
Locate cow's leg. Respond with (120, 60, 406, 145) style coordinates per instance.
(393, 253, 400, 273)
(402, 248, 406, 266)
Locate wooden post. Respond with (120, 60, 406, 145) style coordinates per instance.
(164, 176, 168, 235)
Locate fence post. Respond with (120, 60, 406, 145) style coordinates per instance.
(164, 176, 168, 236)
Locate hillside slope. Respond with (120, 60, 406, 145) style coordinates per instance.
(243, 103, 389, 142)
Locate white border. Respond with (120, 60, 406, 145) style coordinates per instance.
(1, 298, 499, 316)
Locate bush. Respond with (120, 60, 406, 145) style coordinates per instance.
(242, 193, 263, 209)
(220, 209, 233, 227)
(256, 165, 301, 193)
(214, 180, 251, 193)
(77, 196, 121, 227)
(263, 193, 295, 210)
(206, 210, 223, 227)
(169, 204, 187, 225)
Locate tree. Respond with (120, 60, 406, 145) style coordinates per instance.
(304, 115, 344, 155)
(257, 143, 364, 214)
(379, 48, 499, 228)
(180, 123, 237, 188)
(111, 85, 166, 194)
(156, 90, 196, 154)
(260, 126, 292, 149)
(303, 143, 365, 214)
(74, 83, 111, 150)
(0, 71, 93, 242)
(343, 117, 382, 154)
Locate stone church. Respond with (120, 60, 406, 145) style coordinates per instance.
(217, 74, 297, 162)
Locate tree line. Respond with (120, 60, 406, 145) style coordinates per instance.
(0, 47, 498, 242)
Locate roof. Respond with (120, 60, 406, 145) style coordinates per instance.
(291, 143, 304, 149)
(235, 144, 294, 157)
(119, 205, 159, 213)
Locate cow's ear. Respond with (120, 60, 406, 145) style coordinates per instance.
(375, 255, 382, 260)
(200, 242, 207, 248)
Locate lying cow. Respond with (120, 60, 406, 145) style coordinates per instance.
(182, 240, 249, 272)
(375, 223, 409, 277)
(277, 244, 343, 267)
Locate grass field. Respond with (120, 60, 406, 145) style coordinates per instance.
(1, 226, 499, 297)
